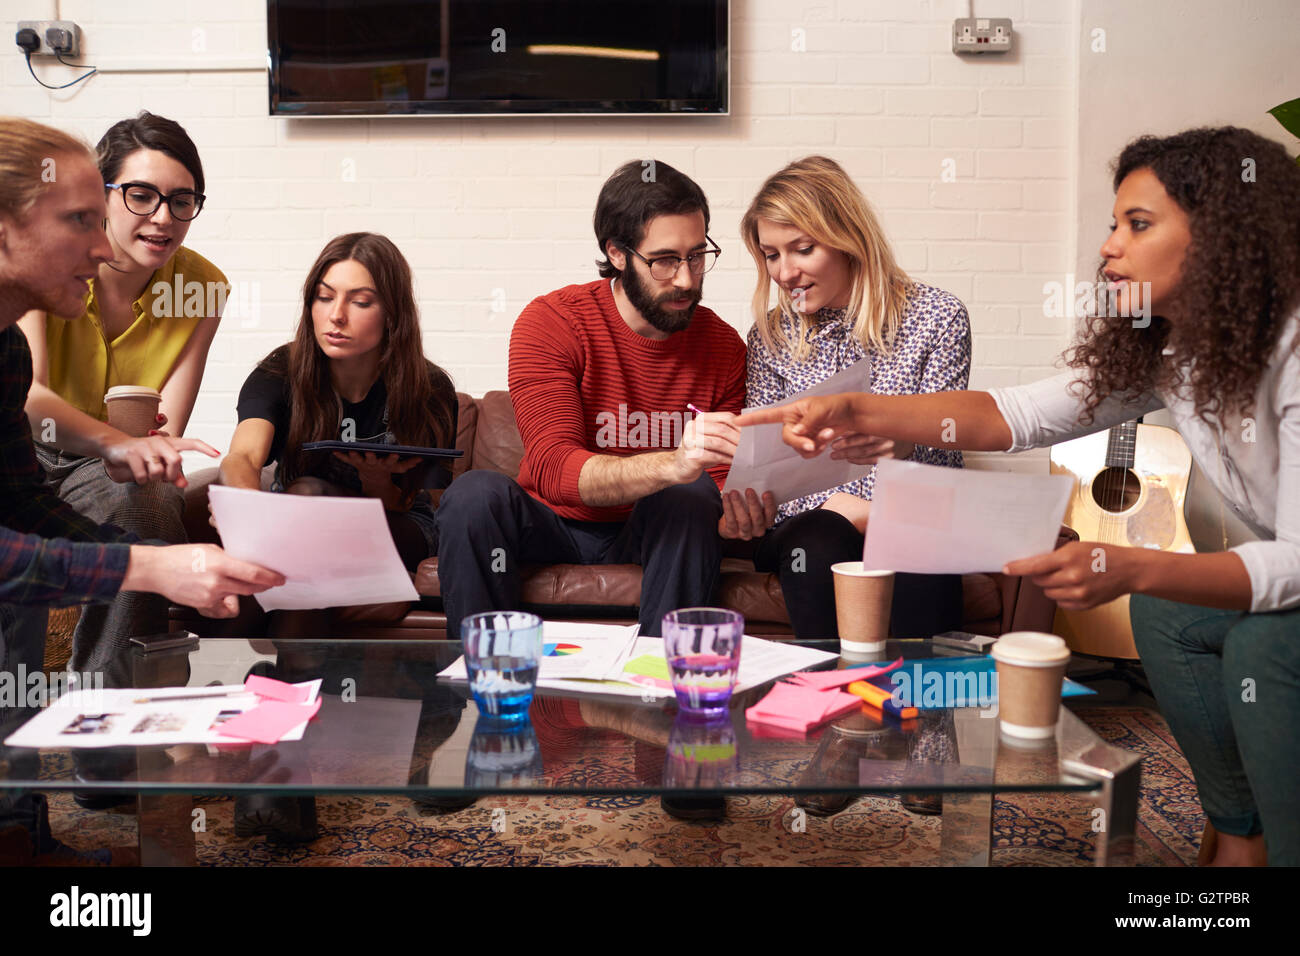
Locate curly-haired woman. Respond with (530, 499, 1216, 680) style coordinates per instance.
(737, 127, 1300, 865)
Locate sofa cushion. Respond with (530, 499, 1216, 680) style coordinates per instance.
(417, 556, 641, 608)
(416, 556, 1007, 631)
(472, 390, 525, 478)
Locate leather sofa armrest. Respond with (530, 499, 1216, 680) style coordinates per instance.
(991, 524, 1080, 634)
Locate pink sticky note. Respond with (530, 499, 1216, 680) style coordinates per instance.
(217, 698, 322, 745)
(747, 682, 865, 733)
(244, 675, 312, 704)
(747, 682, 815, 718)
(747, 685, 828, 726)
(787, 656, 904, 691)
(818, 690, 864, 722)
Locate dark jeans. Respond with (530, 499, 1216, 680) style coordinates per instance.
(752, 508, 964, 640)
(0, 604, 50, 845)
(435, 471, 724, 640)
(1130, 593, 1300, 865)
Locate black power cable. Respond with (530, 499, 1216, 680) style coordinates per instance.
(23, 50, 97, 89)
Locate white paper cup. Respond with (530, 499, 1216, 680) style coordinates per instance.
(990, 631, 1071, 739)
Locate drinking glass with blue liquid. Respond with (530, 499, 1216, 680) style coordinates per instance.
(463, 611, 544, 721)
(662, 608, 745, 717)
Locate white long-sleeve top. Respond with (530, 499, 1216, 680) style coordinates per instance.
(989, 316, 1300, 613)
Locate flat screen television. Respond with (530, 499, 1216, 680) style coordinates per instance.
(268, 0, 729, 116)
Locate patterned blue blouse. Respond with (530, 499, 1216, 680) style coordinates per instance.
(745, 280, 972, 524)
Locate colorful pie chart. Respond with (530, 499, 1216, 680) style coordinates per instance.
(544, 643, 582, 657)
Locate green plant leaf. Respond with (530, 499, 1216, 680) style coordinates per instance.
(1268, 97, 1300, 138)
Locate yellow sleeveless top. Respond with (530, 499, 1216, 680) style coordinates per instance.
(45, 246, 228, 422)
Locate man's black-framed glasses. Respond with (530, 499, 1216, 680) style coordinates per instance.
(623, 237, 721, 281)
(105, 182, 205, 221)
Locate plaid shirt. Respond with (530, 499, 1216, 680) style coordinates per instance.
(0, 326, 132, 606)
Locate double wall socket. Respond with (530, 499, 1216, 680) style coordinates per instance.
(16, 20, 83, 57)
(952, 17, 1013, 55)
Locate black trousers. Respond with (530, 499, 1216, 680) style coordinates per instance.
(752, 508, 964, 640)
(435, 470, 725, 640)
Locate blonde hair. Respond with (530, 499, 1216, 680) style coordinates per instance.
(0, 117, 94, 220)
(741, 155, 912, 362)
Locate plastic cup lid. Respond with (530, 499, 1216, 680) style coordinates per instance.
(830, 561, 894, 578)
(990, 631, 1071, 667)
(104, 385, 161, 401)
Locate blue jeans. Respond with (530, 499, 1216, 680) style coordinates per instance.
(1130, 593, 1300, 865)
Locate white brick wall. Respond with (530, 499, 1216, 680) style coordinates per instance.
(6, 0, 1087, 473)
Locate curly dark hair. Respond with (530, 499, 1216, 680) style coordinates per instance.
(1067, 126, 1300, 423)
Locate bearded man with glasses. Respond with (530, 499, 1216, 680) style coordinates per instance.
(436, 159, 752, 651)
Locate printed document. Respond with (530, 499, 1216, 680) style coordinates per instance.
(863, 459, 1073, 573)
(724, 359, 874, 504)
(208, 485, 419, 610)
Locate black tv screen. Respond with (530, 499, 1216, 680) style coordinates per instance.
(268, 0, 729, 116)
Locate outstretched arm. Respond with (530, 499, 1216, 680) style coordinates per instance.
(736, 390, 1014, 457)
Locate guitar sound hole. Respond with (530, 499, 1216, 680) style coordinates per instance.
(1090, 467, 1141, 513)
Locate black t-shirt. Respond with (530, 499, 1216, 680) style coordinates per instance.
(236, 364, 458, 494)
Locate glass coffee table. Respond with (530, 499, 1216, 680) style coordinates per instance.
(0, 636, 1139, 866)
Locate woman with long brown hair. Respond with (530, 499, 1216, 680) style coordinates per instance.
(220, 232, 457, 570)
(738, 127, 1300, 865)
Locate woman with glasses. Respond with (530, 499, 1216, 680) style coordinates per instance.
(16, 111, 225, 691)
(728, 156, 973, 653)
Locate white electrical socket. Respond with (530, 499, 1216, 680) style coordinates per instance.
(952, 17, 1013, 55)
(16, 20, 82, 57)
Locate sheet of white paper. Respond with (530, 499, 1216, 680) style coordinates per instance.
(437, 621, 640, 683)
(3, 680, 322, 749)
(724, 359, 874, 504)
(439, 628, 838, 700)
(208, 485, 418, 610)
(863, 460, 1073, 574)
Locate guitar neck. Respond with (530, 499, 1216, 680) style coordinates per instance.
(1103, 420, 1137, 469)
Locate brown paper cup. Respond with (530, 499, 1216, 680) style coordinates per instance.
(990, 631, 1071, 739)
(104, 385, 162, 438)
(831, 562, 894, 653)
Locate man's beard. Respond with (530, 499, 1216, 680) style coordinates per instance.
(620, 265, 701, 335)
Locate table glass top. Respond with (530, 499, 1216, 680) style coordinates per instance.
(0, 637, 1115, 797)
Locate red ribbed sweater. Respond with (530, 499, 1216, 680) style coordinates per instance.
(508, 278, 747, 522)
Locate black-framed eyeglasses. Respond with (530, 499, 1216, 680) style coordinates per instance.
(622, 237, 722, 282)
(105, 181, 205, 221)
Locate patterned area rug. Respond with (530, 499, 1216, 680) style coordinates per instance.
(45, 705, 1202, 866)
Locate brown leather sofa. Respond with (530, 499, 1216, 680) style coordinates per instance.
(178, 391, 1077, 640)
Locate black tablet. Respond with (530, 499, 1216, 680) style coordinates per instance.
(301, 440, 464, 460)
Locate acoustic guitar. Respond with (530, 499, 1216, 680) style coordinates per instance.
(1049, 420, 1194, 659)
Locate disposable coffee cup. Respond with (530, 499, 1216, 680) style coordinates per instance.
(104, 385, 162, 438)
(831, 562, 894, 653)
(990, 631, 1071, 739)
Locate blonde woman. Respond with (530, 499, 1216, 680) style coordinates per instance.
(733, 156, 971, 643)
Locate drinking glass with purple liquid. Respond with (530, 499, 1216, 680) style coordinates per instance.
(661, 607, 744, 717)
